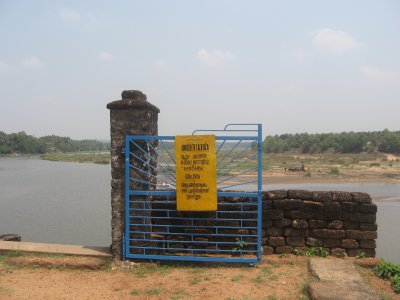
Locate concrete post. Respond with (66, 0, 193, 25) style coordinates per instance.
(107, 90, 160, 259)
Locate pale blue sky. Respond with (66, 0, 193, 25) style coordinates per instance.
(0, 0, 399, 139)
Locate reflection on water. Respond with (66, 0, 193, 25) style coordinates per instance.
(0, 157, 399, 263)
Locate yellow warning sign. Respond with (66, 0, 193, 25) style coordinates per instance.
(175, 135, 217, 211)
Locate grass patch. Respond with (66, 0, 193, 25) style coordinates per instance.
(130, 289, 141, 295)
(191, 275, 202, 285)
(251, 274, 267, 283)
(41, 152, 110, 164)
(329, 167, 340, 175)
(170, 289, 190, 300)
(129, 264, 173, 278)
(146, 288, 162, 295)
(261, 267, 272, 275)
(231, 274, 245, 282)
(7, 250, 24, 257)
(0, 286, 14, 296)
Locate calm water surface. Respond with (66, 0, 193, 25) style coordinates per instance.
(0, 157, 399, 263)
(0, 157, 110, 247)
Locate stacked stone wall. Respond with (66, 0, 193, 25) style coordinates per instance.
(147, 190, 377, 257)
(262, 190, 377, 257)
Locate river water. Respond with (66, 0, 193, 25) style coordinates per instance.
(0, 157, 399, 263)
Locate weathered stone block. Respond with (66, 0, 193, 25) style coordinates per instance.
(359, 223, 377, 231)
(292, 219, 308, 229)
(312, 191, 333, 202)
(346, 230, 377, 240)
(359, 240, 376, 249)
(327, 220, 343, 230)
(265, 210, 284, 220)
(323, 239, 341, 248)
(358, 204, 377, 214)
(275, 245, 294, 254)
(306, 237, 323, 247)
(263, 200, 274, 209)
(283, 228, 308, 237)
(274, 218, 292, 227)
(266, 227, 283, 237)
(331, 248, 347, 257)
(309, 219, 326, 229)
(324, 202, 341, 213)
(331, 191, 352, 202)
(274, 199, 303, 210)
(341, 202, 358, 212)
(350, 213, 376, 224)
(0, 234, 21, 241)
(265, 190, 287, 200)
(264, 220, 273, 228)
(341, 239, 358, 249)
(343, 221, 360, 229)
(284, 210, 308, 219)
(263, 246, 274, 255)
(303, 201, 324, 212)
(310, 229, 345, 239)
(288, 190, 313, 200)
(286, 237, 305, 247)
(268, 237, 285, 247)
(351, 192, 372, 203)
(347, 248, 376, 257)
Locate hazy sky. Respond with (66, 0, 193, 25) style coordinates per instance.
(1, 1, 399, 139)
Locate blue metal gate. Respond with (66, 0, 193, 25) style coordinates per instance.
(123, 124, 263, 264)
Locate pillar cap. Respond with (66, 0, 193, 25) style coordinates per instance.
(106, 90, 160, 112)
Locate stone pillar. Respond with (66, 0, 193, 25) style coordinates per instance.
(107, 90, 160, 259)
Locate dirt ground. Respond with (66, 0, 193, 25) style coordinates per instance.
(1, 255, 308, 300)
(1, 254, 399, 300)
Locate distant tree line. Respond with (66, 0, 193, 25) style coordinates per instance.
(263, 129, 400, 154)
(0, 131, 110, 154)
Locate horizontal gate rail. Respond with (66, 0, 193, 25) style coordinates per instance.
(124, 124, 262, 264)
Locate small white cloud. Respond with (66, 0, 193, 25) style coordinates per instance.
(99, 51, 113, 62)
(312, 28, 359, 55)
(152, 59, 167, 68)
(0, 61, 11, 72)
(197, 48, 235, 66)
(21, 57, 42, 67)
(360, 65, 399, 82)
(60, 8, 81, 22)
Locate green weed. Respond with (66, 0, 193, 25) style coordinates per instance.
(293, 249, 305, 256)
(335, 252, 347, 258)
(356, 251, 366, 259)
(170, 289, 190, 300)
(233, 238, 247, 252)
(305, 247, 329, 258)
(373, 260, 400, 293)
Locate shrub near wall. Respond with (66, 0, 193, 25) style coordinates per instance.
(263, 190, 377, 257)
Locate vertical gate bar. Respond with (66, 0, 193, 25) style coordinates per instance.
(257, 124, 263, 262)
(124, 137, 130, 258)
